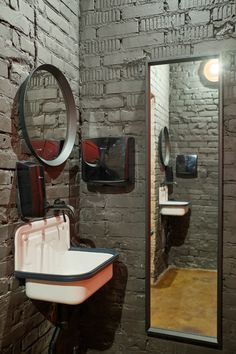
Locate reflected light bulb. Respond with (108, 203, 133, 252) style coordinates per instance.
(203, 59, 219, 83)
(209, 63, 219, 75)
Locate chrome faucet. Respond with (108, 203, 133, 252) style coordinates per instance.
(46, 199, 76, 222)
(160, 181, 177, 187)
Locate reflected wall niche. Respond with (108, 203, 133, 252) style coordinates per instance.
(146, 56, 222, 347)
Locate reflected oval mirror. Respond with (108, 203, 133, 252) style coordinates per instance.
(158, 126, 171, 168)
(19, 64, 77, 166)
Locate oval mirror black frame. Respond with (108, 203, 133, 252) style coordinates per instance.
(158, 126, 171, 168)
(19, 64, 77, 166)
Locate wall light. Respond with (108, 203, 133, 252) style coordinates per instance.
(203, 58, 219, 83)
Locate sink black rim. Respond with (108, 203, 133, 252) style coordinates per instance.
(15, 247, 119, 282)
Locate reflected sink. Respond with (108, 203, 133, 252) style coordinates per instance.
(14, 216, 118, 304)
(159, 201, 190, 216)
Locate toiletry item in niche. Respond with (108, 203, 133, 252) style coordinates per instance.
(16, 161, 46, 218)
(82, 137, 135, 186)
(159, 186, 168, 203)
(176, 154, 198, 178)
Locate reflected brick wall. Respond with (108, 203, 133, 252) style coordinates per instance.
(150, 65, 169, 283)
(169, 60, 219, 269)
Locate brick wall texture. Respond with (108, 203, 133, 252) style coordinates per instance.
(1, 0, 236, 353)
(24, 70, 67, 144)
(168, 60, 219, 269)
(0, 0, 80, 353)
(150, 64, 169, 283)
(79, 1, 236, 354)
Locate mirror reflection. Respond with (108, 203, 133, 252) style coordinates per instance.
(149, 58, 220, 341)
(24, 70, 67, 160)
(158, 127, 171, 168)
(82, 137, 134, 185)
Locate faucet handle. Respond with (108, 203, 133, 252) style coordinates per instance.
(166, 181, 177, 185)
(46, 199, 76, 219)
(53, 198, 66, 206)
(160, 180, 177, 186)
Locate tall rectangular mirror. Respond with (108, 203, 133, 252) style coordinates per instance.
(146, 56, 222, 346)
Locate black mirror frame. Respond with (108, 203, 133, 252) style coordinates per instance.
(146, 55, 223, 348)
(158, 126, 171, 168)
(19, 64, 77, 166)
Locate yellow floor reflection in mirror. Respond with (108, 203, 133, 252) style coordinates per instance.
(151, 267, 217, 337)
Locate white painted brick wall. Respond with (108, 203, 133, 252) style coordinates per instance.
(106, 79, 145, 94)
(123, 32, 165, 49)
(0, 5, 30, 34)
(97, 21, 138, 37)
(122, 3, 164, 19)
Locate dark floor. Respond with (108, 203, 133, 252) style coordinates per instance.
(151, 267, 217, 337)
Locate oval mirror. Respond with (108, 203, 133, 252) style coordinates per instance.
(19, 64, 77, 166)
(158, 126, 171, 168)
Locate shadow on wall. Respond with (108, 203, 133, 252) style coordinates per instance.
(164, 209, 191, 256)
(11, 89, 28, 161)
(54, 261, 128, 353)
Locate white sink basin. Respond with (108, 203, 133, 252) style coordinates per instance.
(159, 201, 190, 216)
(14, 216, 118, 304)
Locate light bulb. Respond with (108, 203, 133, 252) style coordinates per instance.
(203, 59, 219, 83)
